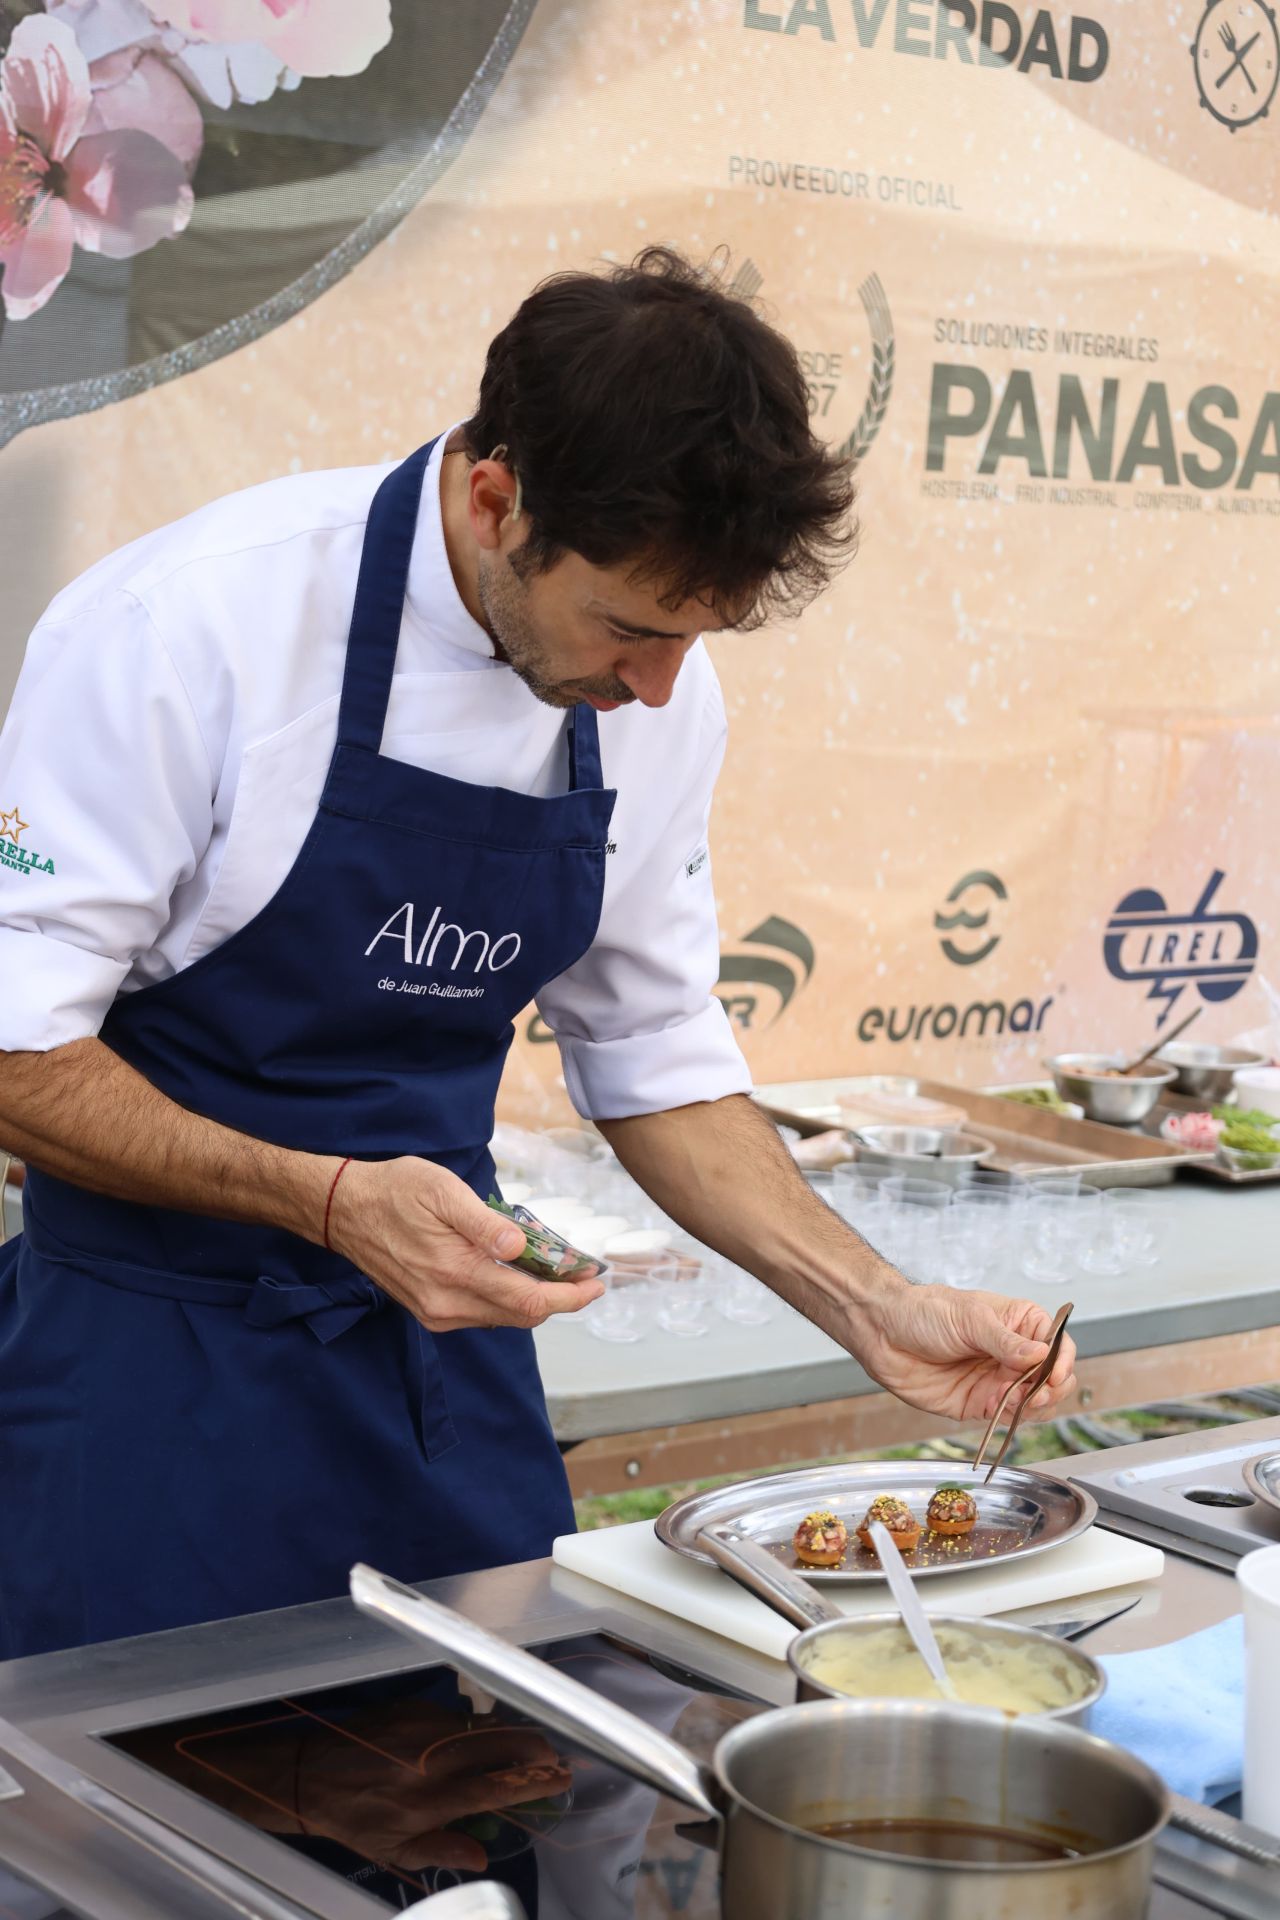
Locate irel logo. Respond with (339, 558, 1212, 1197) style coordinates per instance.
(365, 902, 522, 972)
(1103, 871, 1257, 1025)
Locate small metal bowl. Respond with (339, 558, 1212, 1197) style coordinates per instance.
(1155, 1042, 1268, 1103)
(853, 1126, 995, 1186)
(790, 1611, 1104, 1728)
(1044, 1054, 1176, 1126)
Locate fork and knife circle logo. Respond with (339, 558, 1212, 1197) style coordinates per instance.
(1192, 0, 1280, 130)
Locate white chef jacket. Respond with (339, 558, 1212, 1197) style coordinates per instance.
(0, 435, 750, 1121)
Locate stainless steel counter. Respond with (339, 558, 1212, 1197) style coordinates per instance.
(0, 1433, 1272, 1919)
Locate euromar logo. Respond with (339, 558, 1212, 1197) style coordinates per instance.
(935, 870, 1007, 966)
(1103, 871, 1258, 1026)
(857, 877, 1053, 1047)
(1191, 0, 1279, 132)
(0, 804, 54, 878)
(728, 259, 894, 472)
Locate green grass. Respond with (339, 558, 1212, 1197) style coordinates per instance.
(572, 1383, 1280, 1528)
(574, 1457, 813, 1532)
(574, 1486, 697, 1531)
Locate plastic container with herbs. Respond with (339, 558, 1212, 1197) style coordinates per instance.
(487, 1196, 605, 1281)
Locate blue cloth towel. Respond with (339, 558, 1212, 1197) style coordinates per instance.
(1092, 1615, 1244, 1806)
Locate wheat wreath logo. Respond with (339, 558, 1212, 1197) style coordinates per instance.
(728, 260, 894, 471)
(837, 273, 895, 471)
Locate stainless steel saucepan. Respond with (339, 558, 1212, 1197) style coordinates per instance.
(350, 1563, 1168, 1920)
(695, 1522, 1105, 1727)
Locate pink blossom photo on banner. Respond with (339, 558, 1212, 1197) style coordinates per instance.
(0, 0, 535, 447)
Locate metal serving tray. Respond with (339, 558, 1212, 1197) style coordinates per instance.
(755, 1076, 1199, 1187)
(656, 1459, 1097, 1585)
(1138, 1094, 1280, 1187)
(976, 1084, 1280, 1187)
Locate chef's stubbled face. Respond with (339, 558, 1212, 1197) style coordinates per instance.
(477, 541, 717, 713)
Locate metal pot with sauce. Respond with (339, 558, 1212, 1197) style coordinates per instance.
(351, 1563, 1168, 1920)
(696, 1523, 1104, 1727)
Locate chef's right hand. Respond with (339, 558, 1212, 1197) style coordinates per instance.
(324, 1156, 605, 1331)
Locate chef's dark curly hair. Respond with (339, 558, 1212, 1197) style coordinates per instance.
(461, 247, 857, 628)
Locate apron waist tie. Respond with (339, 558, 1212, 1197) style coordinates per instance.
(243, 1273, 384, 1344)
(22, 1206, 385, 1345)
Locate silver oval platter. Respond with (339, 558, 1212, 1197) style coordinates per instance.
(1243, 1449, 1280, 1518)
(656, 1460, 1097, 1584)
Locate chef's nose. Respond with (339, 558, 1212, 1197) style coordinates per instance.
(616, 638, 694, 709)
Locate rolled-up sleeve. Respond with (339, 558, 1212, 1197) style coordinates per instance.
(536, 677, 751, 1121)
(0, 592, 213, 1051)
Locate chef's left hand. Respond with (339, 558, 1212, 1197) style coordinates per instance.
(853, 1284, 1077, 1423)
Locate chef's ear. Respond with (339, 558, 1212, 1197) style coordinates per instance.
(468, 445, 524, 547)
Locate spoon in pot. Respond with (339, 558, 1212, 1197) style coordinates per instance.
(868, 1519, 958, 1702)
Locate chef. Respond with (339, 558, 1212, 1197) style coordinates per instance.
(0, 247, 1076, 1659)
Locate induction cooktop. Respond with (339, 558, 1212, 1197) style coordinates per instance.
(107, 1632, 756, 1917)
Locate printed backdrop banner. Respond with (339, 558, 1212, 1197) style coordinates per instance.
(1, 0, 1277, 1124)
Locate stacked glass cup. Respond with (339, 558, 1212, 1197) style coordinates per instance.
(831, 1161, 1167, 1292)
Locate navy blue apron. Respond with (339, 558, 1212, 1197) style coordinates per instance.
(0, 441, 617, 1658)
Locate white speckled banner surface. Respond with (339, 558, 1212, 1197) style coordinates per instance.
(1, 1, 1275, 1109)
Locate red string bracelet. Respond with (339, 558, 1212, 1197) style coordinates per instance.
(322, 1157, 352, 1251)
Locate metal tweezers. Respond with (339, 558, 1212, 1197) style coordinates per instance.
(972, 1301, 1074, 1483)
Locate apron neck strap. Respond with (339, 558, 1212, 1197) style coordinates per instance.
(337, 439, 439, 752)
(339, 437, 607, 797)
(566, 705, 603, 791)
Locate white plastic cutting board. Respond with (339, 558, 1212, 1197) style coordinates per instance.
(552, 1522, 1163, 1661)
